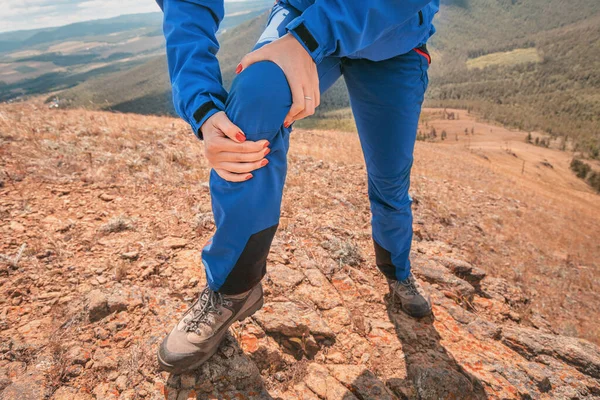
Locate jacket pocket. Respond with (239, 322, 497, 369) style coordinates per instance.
(414, 45, 431, 65)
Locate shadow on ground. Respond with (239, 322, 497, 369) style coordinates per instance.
(376, 295, 488, 399)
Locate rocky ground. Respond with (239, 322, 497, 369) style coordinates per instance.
(1, 103, 599, 399)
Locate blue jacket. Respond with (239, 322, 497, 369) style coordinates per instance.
(156, 0, 439, 137)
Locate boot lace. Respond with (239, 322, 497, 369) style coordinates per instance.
(184, 286, 224, 333)
(398, 274, 420, 296)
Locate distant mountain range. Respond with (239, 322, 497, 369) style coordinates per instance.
(0, 1, 273, 103)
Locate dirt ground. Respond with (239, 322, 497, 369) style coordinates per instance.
(0, 102, 598, 399)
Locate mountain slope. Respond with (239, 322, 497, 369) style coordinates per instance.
(1, 102, 599, 399)
(0, 13, 163, 54)
(0, 2, 273, 102)
(427, 2, 600, 157)
(57, 11, 270, 116)
(57, 0, 600, 157)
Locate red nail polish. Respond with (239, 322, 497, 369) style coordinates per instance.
(236, 132, 246, 142)
(283, 121, 290, 128)
(245, 174, 252, 180)
(263, 141, 270, 148)
(235, 64, 242, 74)
(264, 148, 271, 156)
(261, 159, 269, 166)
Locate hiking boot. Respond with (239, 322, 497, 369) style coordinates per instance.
(388, 272, 432, 318)
(157, 284, 263, 374)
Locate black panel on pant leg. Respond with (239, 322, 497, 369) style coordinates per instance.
(219, 224, 279, 295)
(373, 240, 397, 280)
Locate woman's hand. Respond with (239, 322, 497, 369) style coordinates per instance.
(237, 33, 319, 128)
(200, 111, 270, 182)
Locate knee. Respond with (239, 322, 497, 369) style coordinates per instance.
(226, 61, 292, 140)
(368, 172, 412, 210)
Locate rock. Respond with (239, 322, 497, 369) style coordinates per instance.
(86, 289, 129, 321)
(98, 193, 115, 202)
(287, 383, 321, 400)
(65, 346, 91, 365)
(294, 269, 343, 310)
(328, 365, 396, 400)
(267, 264, 305, 288)
(106, 293, 128, 314)
(92, 348, 119, 370)
(433, 256, 487, 283)
(140, 261, 159, 279)
(501, 326, 600, 379)
(480, 277, 528, 307)
(115, 375, 128, 391)
(331, 272, 361, 302)
(51, 386, 93, 400)
(322, 307, 352, 334)
(9, 221, 25, 232)
(304, 363, 358, 399)
(413, 259, 475, 301)
(409, 365, 478, 400)
(86, 289, 109, 322)
(17, 317, 52, 337)
(253, 301, 335, 339)
(0, 372, 45, 400)
(161, 237, 188, 249)
(120, 251, 139, 260)
(92, 382, 119, 399)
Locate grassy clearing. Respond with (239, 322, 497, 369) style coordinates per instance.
(295, 108, 357, 133)
(466, 48, 541, 70)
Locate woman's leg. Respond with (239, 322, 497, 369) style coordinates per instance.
(342, 50, 429, 281)
(202, 3, 342, 294)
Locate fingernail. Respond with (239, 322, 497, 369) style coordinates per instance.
(245, 174, 253, 180)
(262, 141, 270, 148)
(261, 159, 269, 166)
(283, 121, 290, 128)
(236, 132, 246, 142)
(235, 64, 242, 74)
(264, 148, 271, 156)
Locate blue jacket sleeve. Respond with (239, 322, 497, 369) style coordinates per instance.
(158, 0, 228, 138)
(286, 0, 433, 64)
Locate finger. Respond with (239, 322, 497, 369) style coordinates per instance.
(237, 49, 264, 74)
(211, 136, 269, 153)
(216, 147, 270, 163)
(212, 112, 246, 142)
(216, 159, 268, 174)
(312, 68, 321, 108)
(284, 80, 306, 127)
(214, 168, 253, 182)
(290, 87, 315, 122)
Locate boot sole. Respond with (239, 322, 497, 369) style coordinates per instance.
(401, 303, 432, 318)
(157, 296, 264, 374)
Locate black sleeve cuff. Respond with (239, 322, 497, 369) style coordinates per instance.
(289, 22, 319, 53)
(192, 100, 219, 140)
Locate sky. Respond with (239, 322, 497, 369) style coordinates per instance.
(1, 0, 162, 33)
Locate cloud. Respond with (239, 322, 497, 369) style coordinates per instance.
(0, 0, 160, 33)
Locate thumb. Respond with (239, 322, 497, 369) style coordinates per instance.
(213, 112, 246, 143)
(236, 49, 264, 74)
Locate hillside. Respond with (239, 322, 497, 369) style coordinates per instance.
(1, 102, 599, 399)
(55, 0, 600, 160)
(0, 2, 272, 102)
(56, 11, 271, 116)
(427, 1, 600, 158)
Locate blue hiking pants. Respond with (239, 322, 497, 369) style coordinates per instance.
(203, 2, 430, 294)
